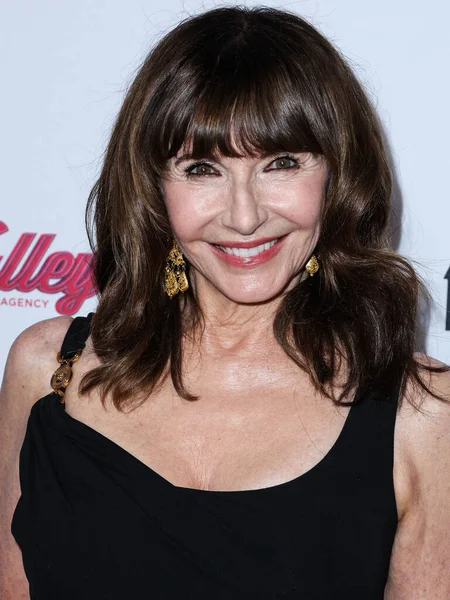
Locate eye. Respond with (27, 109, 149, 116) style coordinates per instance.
(267, 155, 299, 171)
(184, 162, 218, 177)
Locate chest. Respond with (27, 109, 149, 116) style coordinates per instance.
(64, 371, 352, 491)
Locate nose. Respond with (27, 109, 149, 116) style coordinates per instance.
(223, 181, 268, 235)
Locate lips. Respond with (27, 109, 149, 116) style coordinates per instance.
(215, 238, 279, 258)
(210, 235, 286, 268)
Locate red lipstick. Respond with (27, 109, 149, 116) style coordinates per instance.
(210, 235, 287, 268)
(213, 236, 280, 249)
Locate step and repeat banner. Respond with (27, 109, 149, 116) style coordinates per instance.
(1, 0, 449, 377)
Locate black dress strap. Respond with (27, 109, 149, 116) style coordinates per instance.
(60, 313, 94, 360)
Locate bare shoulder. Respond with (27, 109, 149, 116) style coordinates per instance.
(0, 315, 73, 478)
(396, 353, 450, 491)
(8, 315, 73, 363)
(399, 353, 450, 428)
(3, 316, 73, 406)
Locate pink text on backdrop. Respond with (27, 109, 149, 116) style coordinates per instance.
(0, 221, 95, 315)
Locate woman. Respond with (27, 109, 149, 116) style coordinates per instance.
(1, 5, 449, 599)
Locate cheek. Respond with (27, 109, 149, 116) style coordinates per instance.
(271, 181, 324, 230)
(163, 181, 209, 241)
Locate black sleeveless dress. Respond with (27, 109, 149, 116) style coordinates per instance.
(11, 314, 399, 599)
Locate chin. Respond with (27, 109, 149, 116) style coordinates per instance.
(213, 280, 290, 305)
(191, 263, 300, 305)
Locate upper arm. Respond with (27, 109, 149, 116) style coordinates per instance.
(385, 363, 450, 599)
(0, 317, 72, 600)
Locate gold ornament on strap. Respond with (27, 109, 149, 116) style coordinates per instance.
(50, 349, 83, 403)
(305, 254, 320, 277)
(164, 240, 189, 298)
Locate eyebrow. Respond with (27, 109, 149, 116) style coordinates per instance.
(173, 154, 194, 166)
(173, 153, 220, 166)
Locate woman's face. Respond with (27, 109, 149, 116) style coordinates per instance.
(162, 150, 327, 305)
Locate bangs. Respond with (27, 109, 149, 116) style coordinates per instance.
(145, 23, 327, 170)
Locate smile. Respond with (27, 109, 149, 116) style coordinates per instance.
(215, 239, 279, 257)
(210, 236, 286, 268)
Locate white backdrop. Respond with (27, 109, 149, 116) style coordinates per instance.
(1, 0, 449, 378)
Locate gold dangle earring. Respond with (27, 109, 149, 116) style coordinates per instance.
(305, 254, 320, 277)
(164, 240, 189, 298)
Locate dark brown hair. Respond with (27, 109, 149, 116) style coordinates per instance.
(82, 5, 446, 410)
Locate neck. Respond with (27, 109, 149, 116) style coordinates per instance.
(183, 275, 285, 357)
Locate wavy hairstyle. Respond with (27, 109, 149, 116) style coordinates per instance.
(81, 6, 445, 410)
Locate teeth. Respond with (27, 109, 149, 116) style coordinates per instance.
(217, 239, 278, 257)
